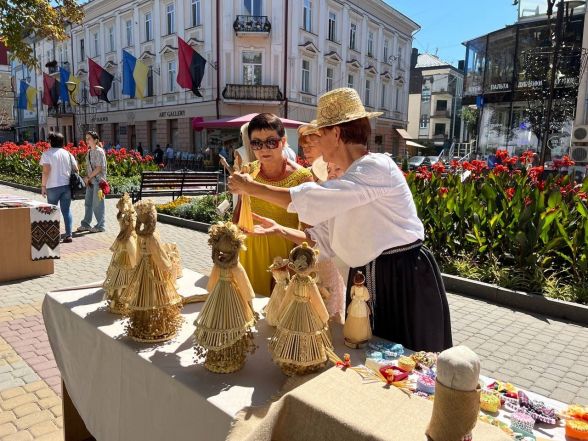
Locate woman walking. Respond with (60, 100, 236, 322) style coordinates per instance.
(78, 131, 107, 233)
(40, 132, 77, 243)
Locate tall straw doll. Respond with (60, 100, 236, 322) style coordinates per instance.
(120, 200, 183, 342)
(270, 243, 333, 376)
(193, 222, 256, 373)
(103, 193, 137, 314)
(264, 256, 290, 327)
(343, 271, 372, 348)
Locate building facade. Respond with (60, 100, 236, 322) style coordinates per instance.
(0, 43, 14, 141)
(15, 0, 419, 154)
(408, 51, 464, 147)
(462, 1, 585, 156)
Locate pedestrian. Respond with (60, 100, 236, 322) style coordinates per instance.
(40, 132, 77, 243)
(77, 131, 107, 233)
(165, 144, 175, 170)
(153, 144, 164, 165)
(137, 142, 144, 157)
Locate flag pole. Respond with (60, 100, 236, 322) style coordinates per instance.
(32, 38, 40, 141)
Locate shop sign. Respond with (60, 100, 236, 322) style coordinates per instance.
(92, 115, 109, 123)
(488, 83, 510, 92)
(517, 79, 544, 89)
(158, 110, 186, 118)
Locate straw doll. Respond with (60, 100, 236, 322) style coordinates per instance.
(193, 222, 256, 373)
(236, 163, 260, 232)
(165, 242, 183, 281)
(269, 243, 333, 376)
(264, 256, 290, 327)
(343, 271, 372, 349)
(103, 193, 138, 314)
(120, 200, 183, 342)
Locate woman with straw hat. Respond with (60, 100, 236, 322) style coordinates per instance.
(229, 88, 452, 352)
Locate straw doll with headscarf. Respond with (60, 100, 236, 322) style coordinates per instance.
(263, 256, 290, 327)
(269, 243, 333, 376)
(193, 222, 256, 373)
(120, 200, 183, 342)
(103, 193, 138, 314)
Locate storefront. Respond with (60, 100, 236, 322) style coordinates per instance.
(463, 12, 584, 156)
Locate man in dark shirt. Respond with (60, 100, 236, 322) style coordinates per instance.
(153, 144, 164, 165)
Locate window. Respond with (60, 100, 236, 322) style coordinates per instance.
(303, 0, 312, 32)
(368, 32, 374, 57)
(244, 0, 262, 16)
(397, 46, 403, 67)
(365, 79, 371, 106)
(147, 66, 154, 96)
(302, 59, 310, 93)
(80, 39, 85, 61)
(326, 67, 333, 92)
(422, 85, 431, 103)
(168, 60, 176, 92)
(328, 12, 336, 41)
(383, 40, 389, 62)
(166, 3, 175, 34)
(58, 47, 63, 63)
(347, 74, 354, 89)
(126, 20, 133, 47)
(420, 115, 429, 129)
(191, 0, 201, 26)
(381, 84, 387, 108)
(145, 12, 153, 41)
(108, 26, 114, 52)
(349, 23, 356, 50)
(112, 79, 118, 100)
(436, 100, 448, 112)
(434, 123, 446, 136)
(395, 87, 400, 111)
(242, 51, 262, 85)
(93, 32, 99, 56)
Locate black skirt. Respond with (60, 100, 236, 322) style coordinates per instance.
(346, 242, 453, 352)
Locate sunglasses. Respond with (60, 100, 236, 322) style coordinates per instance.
(250, 138, 281, 150)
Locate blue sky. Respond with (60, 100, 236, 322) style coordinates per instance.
(387, 0, 519, 67)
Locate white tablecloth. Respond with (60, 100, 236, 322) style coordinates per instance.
(42, 269, 367, 441)
(43, 269, 570, 441)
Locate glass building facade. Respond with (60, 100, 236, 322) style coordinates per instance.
(463, 10, 584, 156)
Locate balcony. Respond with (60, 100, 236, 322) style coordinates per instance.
(233, 15, 271, 36)
(432, 110, 451, 118)
(222, 84, 283, 102)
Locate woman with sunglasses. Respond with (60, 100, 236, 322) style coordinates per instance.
(236, 113, 313, 296)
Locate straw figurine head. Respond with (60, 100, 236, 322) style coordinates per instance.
(353, 271, 366, 286)
(288, 243, 319, 274)
(116, 193, 134, 219)
(134, 200, 157, 236)
(209, 222, 246, 269)
(268, 256, 289, 272)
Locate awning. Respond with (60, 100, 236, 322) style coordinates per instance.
(396, 128, 412, 139)
(406, 140, 427, 149)
(192, 113, 307, 131)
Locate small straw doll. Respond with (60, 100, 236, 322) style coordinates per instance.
(165, 243, 183, 280)
(269, 243, 333, 376)
(120, 200, 183, 342)
(103, 193, 137, 314)
(343, 271, 372, 349)
(193, 222, 256, 373)
(236, 163, 260, 232)
(264, 256, 290, 327)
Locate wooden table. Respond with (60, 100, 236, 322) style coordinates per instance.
(0, 206, 53, 282)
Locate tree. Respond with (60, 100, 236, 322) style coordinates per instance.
(461, 106, 479, 140)
(0, 0, 83, 67)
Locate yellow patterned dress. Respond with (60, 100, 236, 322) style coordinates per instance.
(240, 161, 312, 296)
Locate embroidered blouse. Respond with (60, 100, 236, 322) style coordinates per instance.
(289, 153, 424, 268)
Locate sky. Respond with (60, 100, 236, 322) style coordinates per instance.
(387, 0, 520, 67)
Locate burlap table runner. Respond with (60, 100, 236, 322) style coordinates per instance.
(227, 367, 511, 441)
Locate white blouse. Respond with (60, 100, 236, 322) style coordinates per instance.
(288, 153, 424, 268)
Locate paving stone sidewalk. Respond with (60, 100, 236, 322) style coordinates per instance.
(0, 183, 587, 440)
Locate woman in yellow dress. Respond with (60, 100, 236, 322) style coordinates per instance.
(235, 113, 312, 296)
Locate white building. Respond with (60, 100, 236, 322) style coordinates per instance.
(23, 0, 419, 154)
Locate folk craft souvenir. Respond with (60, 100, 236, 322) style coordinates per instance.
(193, 222, 256, 373)
(427, 346, 481, 441)
(263, 256, 290, 327)
(103, 193, 137, 314)
(120, 200, 183, 342)
(343, 271, 372, 349)
(269, 243, 333, 376)
(566, 419, 588, 440)
(165, 242, 182, 280)
(398, 356, 416, 373)
(236, 163, 259, 232)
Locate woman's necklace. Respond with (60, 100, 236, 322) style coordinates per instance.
(260, 160, 288, 181)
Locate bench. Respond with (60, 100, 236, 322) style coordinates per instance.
(132, 170, 221, 202)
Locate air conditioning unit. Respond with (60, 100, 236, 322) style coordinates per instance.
(572, 125, 588, 142)
(570, 145, 588, 164)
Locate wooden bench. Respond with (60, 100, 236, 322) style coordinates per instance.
(132, 170, 221, 202)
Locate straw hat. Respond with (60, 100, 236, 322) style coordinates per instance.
(297, 120, 321, 137)
(315, 88, 382, 129)
(311, 156, 328, 182)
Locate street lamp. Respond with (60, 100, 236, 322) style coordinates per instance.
(539, 0, 586, 166)
(66, 81, 102, 136)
